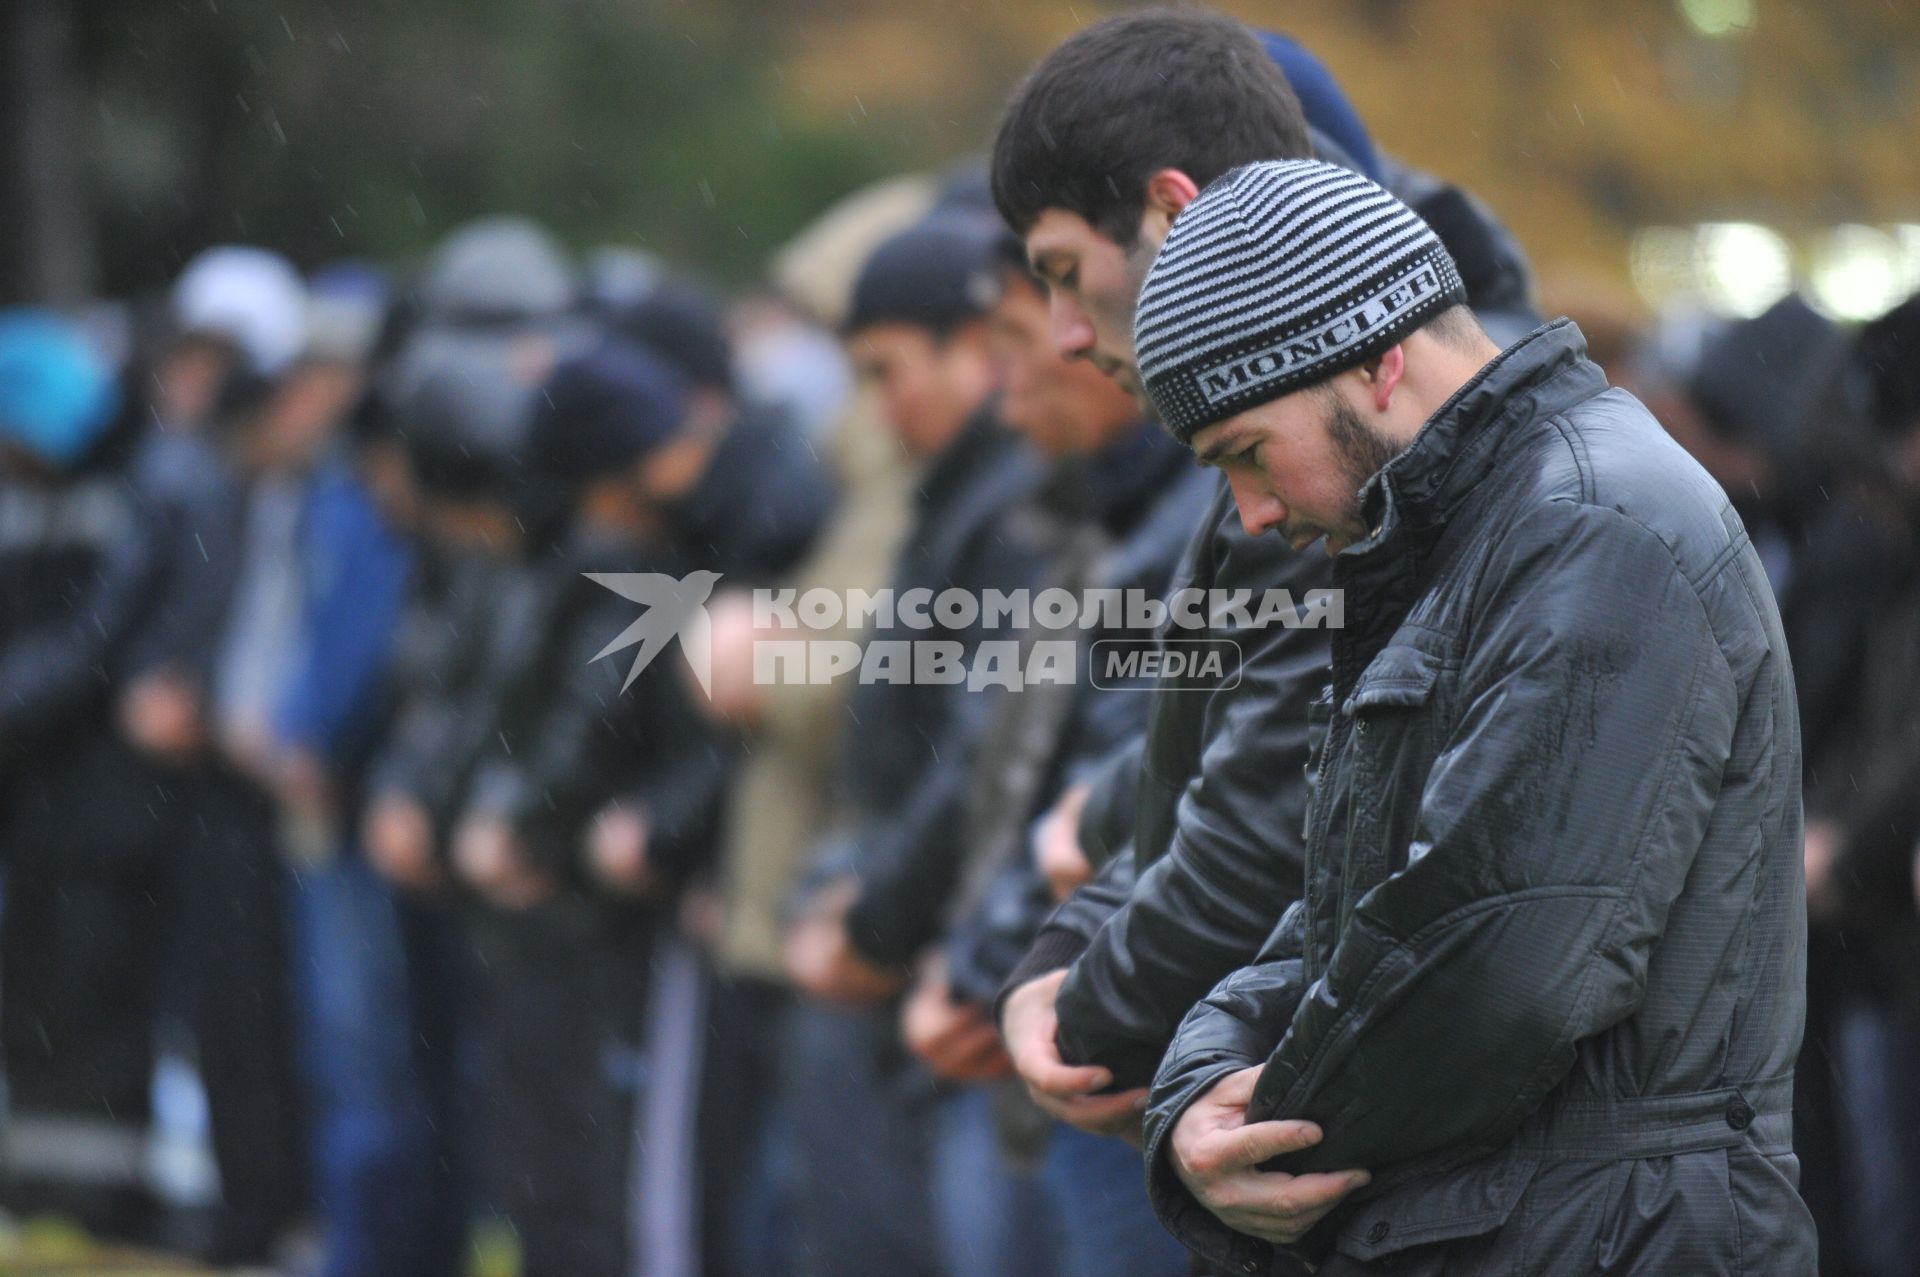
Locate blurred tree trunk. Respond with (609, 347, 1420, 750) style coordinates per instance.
(1, 1, 96, 305)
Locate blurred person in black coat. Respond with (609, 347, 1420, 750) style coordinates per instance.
(0, 311, 176, 1244)
(1775, 293, 1920, 1277)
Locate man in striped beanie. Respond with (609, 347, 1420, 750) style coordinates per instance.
(1136, 159, 1814, 1274)
(1134, 159, 1482, 552)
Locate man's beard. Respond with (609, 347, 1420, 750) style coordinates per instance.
(1322, 390, 1405, 532)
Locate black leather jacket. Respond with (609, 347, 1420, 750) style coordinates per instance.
(941, 425, 1215, 1004)
(1145, 322, 1814, 1275)
(1009, 479, 1334, 1088)
(835, 409, 1052, 965)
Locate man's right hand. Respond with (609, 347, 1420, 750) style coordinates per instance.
(587, 801, 658, 900)
(1035, 782, 1095, 901)
(119, 670, 206, 762)
(1168, 1065, 1370, 1246)
(1804, 818, 1842, 922)
(783, 879, 909, 1005)
(365, 792, 442, 893)
(1002, 968, 1146, 1143)
(902, 959, 1013, 1082)
(453, 812, 552, 910)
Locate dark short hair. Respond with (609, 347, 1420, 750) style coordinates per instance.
(1422, 303, 1488, 351)
(991, 7, 1312, 245)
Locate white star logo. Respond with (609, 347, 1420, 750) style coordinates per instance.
(584, 570, 723, 696)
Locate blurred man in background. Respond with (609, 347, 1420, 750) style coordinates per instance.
(688, 176, 933, 1277)
(779, 211, 1050, 1277)
(1776, 293, 1920, 1277)
(0, 310, 173, 1246)
(899, 232, 1211, 1277)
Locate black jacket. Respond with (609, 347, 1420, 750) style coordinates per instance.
(941, 424, 1214, 1004)
(0, 428, 166, 759)
(369, 546, 514, 830)
(834, 408, 1051, 966)
(667, 400, 834, 587)
(464, 527, 730, 882)
(120, 428, 245, 688)
(0, 426, 178, 879)
(1145, 322, 1814, 1275)
(998, 474, 1334, 1087)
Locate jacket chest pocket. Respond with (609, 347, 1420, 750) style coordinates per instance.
(1340, 644, 1450, 915)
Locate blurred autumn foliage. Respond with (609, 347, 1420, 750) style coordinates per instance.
(2, 0, 1914, 302)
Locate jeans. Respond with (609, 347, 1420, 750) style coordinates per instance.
(781, 1000, 943, 1277)
(290, 854, 464, 1277)
(1040, 1123, 1190, 1277)
(931, 1086, 1055, 1277)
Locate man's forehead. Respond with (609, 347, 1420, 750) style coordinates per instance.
(1191, 397, 1309, 465)
(1190, 418, 1247, 465)
(1024, 208, 1108, 266)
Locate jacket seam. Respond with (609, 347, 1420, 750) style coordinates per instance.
(1542, 411, 1596, 505)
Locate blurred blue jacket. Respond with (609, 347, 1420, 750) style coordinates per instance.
(274, 453, 412, 768)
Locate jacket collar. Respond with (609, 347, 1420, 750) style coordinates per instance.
(1357, 319, 1605, 549)
(1040, 418, 1189, 535)
(1324, 321, 1605, 688)
(916, 402, 1014, 514)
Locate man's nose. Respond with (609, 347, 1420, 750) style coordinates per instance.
(1048, 293, 1096, 360)
(1227, 471, 1287, 538)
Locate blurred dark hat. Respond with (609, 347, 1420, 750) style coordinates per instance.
(606, 279, 735, 394)
(843, 212, 1003, 337)
(526, 337, 690, 484)
(384, 329, 538, 498)
(1688, 294, 1843, 452)
(1855, 290, 1920, 437)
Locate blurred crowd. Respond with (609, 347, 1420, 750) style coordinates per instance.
(0, 10, 1917, 1277)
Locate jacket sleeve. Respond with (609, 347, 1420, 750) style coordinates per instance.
(119, 435, 243, 686)
(1268, 503, 1734, 1174)
(1075, 736, 1144, 868)
(945, 851, 1060, 1006)
(1142, 904, 1310, 1274)
(0, 498, 165, 748)
(841, 676, 1001, 965)
(1052, 527, 1326, 1087)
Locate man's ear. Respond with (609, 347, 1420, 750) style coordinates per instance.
(1137, 169, 1203, 245)
(1356, 344, 1408, 413)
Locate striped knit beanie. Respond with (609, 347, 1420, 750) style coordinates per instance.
(1135, 159, 1466, 445)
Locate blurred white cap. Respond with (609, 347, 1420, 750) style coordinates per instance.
(171, 245, 308, 375)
